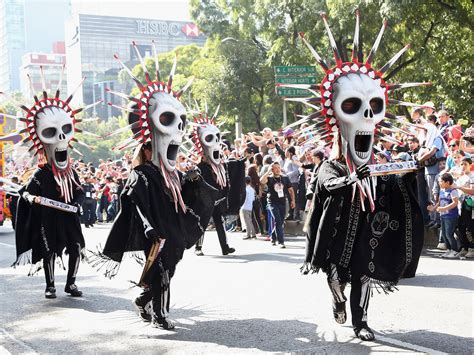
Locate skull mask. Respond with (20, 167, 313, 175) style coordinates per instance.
(148, 92, 187, 172)
(198, 123, 222, 165)
(333, 73, 385, 167)
(36, 106, 74, 170)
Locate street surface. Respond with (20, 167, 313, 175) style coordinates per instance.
(0, 222, 472, 354)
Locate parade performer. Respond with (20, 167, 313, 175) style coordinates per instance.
(292, 12, 426, 341)
(90, 42, 216, 330)
(4, 66, 101, 299)
(190, 110, 245, 256)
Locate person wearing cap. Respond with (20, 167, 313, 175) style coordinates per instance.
(393, 152, 411, 162)
(249, 127, 274, 155)
(422, 101, 435, 117)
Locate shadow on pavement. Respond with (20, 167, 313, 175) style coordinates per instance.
(399, 273, 474, 291)
(380, 329, 473, 354)
(140, 318, 374, 353)
(208, 252, 303, 264)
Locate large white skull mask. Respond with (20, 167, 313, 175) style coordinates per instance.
(199, 124, 222, 165)
(333, 73, 385, 166)
(148, 92, 186, 172)
(36, 106, 74, 170)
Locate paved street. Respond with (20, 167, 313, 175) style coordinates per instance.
(0, 222, 472, 354)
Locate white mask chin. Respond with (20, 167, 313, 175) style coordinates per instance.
(333, 73, 386, 166)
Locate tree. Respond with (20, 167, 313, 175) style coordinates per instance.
(190, 0, 473, 127)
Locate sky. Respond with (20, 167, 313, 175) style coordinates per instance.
(23, 0, 191, 52)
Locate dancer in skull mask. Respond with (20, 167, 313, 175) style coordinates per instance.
(296, 12, 425, 341)
(190, 110, 245, 256)
(90, 43, 216, 330)
(6, 65, 99, 298)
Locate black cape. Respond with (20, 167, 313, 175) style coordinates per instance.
(94, 162, 217, 277)
(198, 159, 245, 216)
(303, 160, 423, 290)
(13, 165, 85, 271)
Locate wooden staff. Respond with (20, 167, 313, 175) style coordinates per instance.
(368, 161, 418, 177)
(138, 239, 165, 288)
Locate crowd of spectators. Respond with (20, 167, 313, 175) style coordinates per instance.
(4, 100, 473, 258)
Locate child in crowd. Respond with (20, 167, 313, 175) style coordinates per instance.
(455, 157, 474, 258)
(429, 173, 459, 258)
(241, 176, 257, 240)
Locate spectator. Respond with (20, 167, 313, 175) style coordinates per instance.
(455, 157, 474, 258)
(283, 146, 301, 221)
(428, 173, 459, 258)
(82, 175, 96, 228)
(241, 176, 257, 240)
(260, 162, 295, 248)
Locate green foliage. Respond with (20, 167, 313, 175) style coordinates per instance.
(189, 0, 473, 128)
(73, 115, 129, 165)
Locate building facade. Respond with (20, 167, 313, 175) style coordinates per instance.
(65, 13, 206, 119)
(20, 42, 67, 99)
(0, 0, 26, 92)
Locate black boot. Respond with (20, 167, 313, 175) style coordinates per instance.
(354, 323, 375, 341)
(65, 284, 83, 297)
(45, 286, 56, 299)
(134, 297, 152, 322)
(222, 247, 235, 255)
(152, 315, 175, 330)
(332, 301, 347, 324)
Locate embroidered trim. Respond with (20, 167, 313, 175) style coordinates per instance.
(41, 224, 50, 253)
(136, 170, 149, 187)
(340, 194, 361, 268)
(398, 178, 413, 264)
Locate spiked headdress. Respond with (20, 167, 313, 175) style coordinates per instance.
(108, 41, 193, 152)
(0, 65, 101, 202)
(280, 10, 430, 148)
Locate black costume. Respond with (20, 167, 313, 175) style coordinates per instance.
(93, 162, 216, 328)
(302, 159, 423, 336)
(13, 165, 85, 298)
(194, 159, 245, 255)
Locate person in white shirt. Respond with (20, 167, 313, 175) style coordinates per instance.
(455, 157, 474, 258)
(241, 176, 257, 240)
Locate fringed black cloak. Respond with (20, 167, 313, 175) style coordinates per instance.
(198, 159, 245, 216)
(94, 162, 217, 277)
(13, 165, 85, 271)
(303, 159, 423, 290)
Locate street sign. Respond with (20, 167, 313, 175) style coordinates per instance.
(275, 76, 317, 85)
(274, 65, 316, 75)
(276, 87, 311, 97)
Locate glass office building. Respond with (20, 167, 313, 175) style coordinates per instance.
(65, 13, 206, 119)
(0, 0, 27, 92)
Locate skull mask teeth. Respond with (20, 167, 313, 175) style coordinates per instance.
(199, 124, 222, 165)
(149, 92, 187, 172)
(35, 106, 74, 170)
(333, 73, 385, 166)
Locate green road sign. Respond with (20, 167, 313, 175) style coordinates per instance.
(274, 65, 316, 75)
(275, 76, 317, 84)
(276, 87, 312, 97)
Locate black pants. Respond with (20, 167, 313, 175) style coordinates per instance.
(327, 264, 370, 328)
(457, 207, 474, 249)
(136, 245, 175, 319)
(83, 199, 95, 226)
(43, 241, 81, 288)
(195, 208, 230, 253)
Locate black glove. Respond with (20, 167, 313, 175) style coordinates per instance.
(355, 164, 370, 180)
(184, 168, 201, 182)
(145, 228, 160, 242)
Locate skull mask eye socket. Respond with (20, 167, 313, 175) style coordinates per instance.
(204, 134, 214, 143)
(341, 98, 362, 114)
(370, 98, 384, 114)
(159, 111, 176, 126)
(42, 127, 57, 138)
(62, 124, 73, 134)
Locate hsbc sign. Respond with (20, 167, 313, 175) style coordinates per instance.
(136, 20, 200, 37)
